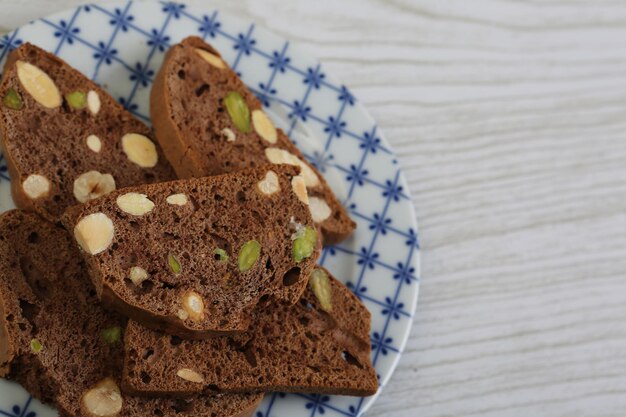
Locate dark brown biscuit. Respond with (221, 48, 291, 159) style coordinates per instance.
(150, 36, 355, 245)
(61, 165, 321, 338)
(0, 43, 176, 221)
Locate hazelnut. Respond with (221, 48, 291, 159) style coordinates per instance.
(257, 170, 280, 195)
(16, 61, 61, 109)
(177, 368, 204, 383)
(74, 212, 115, 255)
(308, 196, 332, 222)
(252, 110, 277, 144)
(166, 193, 188, 206)
(129, 266, 148, 286)
(264, 148, 319, 187)
(176, 308, 189, 321)
(116, 192, 154, 216)
(81, 377, 123, 417)
(194, 48, 226, 69)
(221, 127, 236, 142)
(121, 133, 158, 168)
(22, 174, 50, 199)
(86, 134, 102, 153)
(291, 175, 309, 205)
(87, 90, 101, 115)
(181, 291, 205, 321)
(73, 171, 116, 203)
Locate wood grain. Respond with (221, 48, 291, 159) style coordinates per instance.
(2, 0, 626, 416)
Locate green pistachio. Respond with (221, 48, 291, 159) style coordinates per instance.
(3, 88, 23, 110)
(214, 248, 229, 263)
(292, 226, 317, 263)
(224, 91, 251, 133)
(101, 326, 122, 344)
(168, 254, 182, 274)
(65, 91, 87, 109)
(238, 240, 261, 272)
(30, 338, 43, 353)
(309, 268, 333, 312)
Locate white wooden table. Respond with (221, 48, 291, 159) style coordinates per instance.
(3, 0, 626, 416)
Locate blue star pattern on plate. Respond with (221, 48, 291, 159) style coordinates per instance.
(0, 2, 419, 416)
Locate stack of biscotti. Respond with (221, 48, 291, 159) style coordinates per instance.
(60, 165, 377, 396)
(0, 210, 263, 417)
(0, 38, 377, 417)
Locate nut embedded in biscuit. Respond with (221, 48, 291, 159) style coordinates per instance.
(74, 212, 115, 255)
(73, 171, 116, 203)
(257, 170, 280, 195)
(129, 266, 148, 286)
(121, 133, 158, 168)
(81, 377, 123, 417)
(264, 148, 319, 187)
(224, 91, 251, 133)
(221, 127, 236, 142)
(168, 254, 182, 275)
(238, 240, 261, 273)
(3, 88, 23, 110)
(176, 308, 189, 320)
(309, 268, 333, 312)
(194, 48, 225, 69)
(116, 192, 155, 216)
(166, 193, 188, 206)
(30, 338, 43, 354)
(308, 196, 331, 223)
(252, 110, 277, 144)
(22, 174, 50, 199)
(86, 134, 102, 153)
(87, 90, 101, 115)
(182, 291, 205, 322)
(177, 368, 205, 383)
(101, 326, 122, 345)
(16, 61, 62, 109)
(291, 175, 309, 205)
(65, 91, 87, 109)
(292, 226, 317, 263)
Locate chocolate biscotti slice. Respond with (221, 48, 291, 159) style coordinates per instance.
(122, 266, 378, 397)
(62, 165, 321, 339)
(0, 43, 175, 221)
(0, 210, 263, 417)
(151, 36, 355, 245)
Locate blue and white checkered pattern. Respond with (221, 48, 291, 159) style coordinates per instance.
(0, 2, 420, 416)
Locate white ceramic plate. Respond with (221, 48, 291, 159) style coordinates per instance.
(0, 2, 420, 416)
